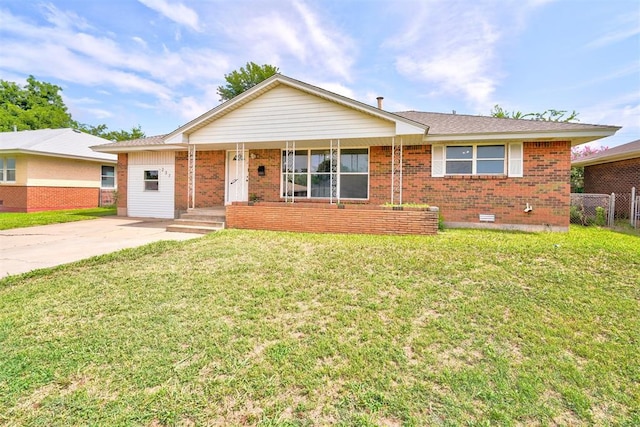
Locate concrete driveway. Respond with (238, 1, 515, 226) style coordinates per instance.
(0, 217, 202, 279)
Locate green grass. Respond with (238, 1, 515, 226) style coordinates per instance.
(0, 227, 638, 426)
(0, 207, 116, 230)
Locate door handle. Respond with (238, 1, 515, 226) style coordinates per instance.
(230, 178, 238, 184)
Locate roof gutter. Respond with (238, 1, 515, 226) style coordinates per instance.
(0, 149, 116, 163)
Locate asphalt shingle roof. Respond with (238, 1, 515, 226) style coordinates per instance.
(572, 139, 640, 166)
(394, 111, 619, 135)
(0, 128, 116, 162)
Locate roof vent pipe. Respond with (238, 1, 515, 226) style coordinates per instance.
(376, 96, 384, 109)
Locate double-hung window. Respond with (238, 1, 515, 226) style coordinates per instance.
(0, 157, 16, 182)
(433, 143, 522, 177)
(282, 148, 369, 199)
(445, 145, 505, 175)
(101, 165, 115, 188)
(144, 170, 159, 191)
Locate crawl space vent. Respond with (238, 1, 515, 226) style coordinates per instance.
(479, 214, 495, 222)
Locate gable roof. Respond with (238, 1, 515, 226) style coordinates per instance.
(163, 74, 429, 144)
(0, 128, 116, 162)
(92, 74, 621, 153)
(572, 139, 640, 167)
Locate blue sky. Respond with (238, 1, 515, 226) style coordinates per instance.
(0, 0, 638, 147)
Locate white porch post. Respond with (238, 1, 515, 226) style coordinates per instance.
(285, 141, 296, 203)
(391, 136, 403, 205)
(188, 144, 196, 209)
(330, 139, 340, 204)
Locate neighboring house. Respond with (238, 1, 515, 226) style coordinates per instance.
(572, 139, 640, 195)
(93, 74, 619, 232)
(0, 128, 117, 212)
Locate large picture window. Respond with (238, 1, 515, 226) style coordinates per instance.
(0, 157, 16, 182)
(101, 165, 115, 188)
(282, 148, 369, 199)
(445, 145, 505, 175)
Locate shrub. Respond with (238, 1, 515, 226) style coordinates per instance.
(595, 206, 606, 226)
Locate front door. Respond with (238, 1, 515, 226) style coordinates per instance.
(227, 150, 248, 204)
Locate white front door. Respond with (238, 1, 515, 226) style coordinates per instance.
(227, 150, 248, 204)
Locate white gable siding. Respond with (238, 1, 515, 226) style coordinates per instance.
(189, 86, 395, 144)
(127, 152, 175, 219)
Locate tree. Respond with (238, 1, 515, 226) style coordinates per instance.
(490, 104, 579, 122)
(0, 76, 75, 131)
(0, 76, 145, 141)
(216, 62, 279, 102)
(76, 123, 145, 142)
(570, 145, 609, 193)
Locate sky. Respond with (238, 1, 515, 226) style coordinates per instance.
(0, 0, 638, 148)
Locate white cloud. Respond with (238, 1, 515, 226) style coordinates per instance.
(85, 108, 114, 119)
(383, 1, 548, 108)
(137, 0, 202, 32)
(41, 2, 91, 30)
(586, 14, 640, 49)
(580, 93, 640, 147)
(132, 36, 148, 49)
(217, 0, 356, 81)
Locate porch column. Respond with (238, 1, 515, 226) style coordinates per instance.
(330, 139, 340, 204)
(391, 136, 403, 205)
(188, 144, 196, 209)
(284, 141, 296, 203)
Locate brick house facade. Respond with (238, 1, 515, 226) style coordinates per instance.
(95, 75, 619, 233)
(1, 129, 116, 212)
(573, 139, 640, 195)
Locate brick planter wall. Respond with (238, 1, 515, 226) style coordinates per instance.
(226, 202, 438, 235)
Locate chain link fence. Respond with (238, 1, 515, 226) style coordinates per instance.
(570, 193, 611, 226)
(571, 188, 638, 229)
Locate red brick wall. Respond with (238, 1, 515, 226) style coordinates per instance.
(0, 186, 99, 212)
(248, 149, 282, 202)
(369, 142, 570, 228)
(26, 187, 99, 212)
(0, 186, 28, 212)
(175, 150, 226, 211)
(227, 202, 438, 235)
(117, 154, 128, 209)
(584, 158, 640, 195)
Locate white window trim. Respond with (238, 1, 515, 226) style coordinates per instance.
(144, 170, 159, 191)
(445, 145, 506, 176)
(0, 157, 16, 183)
(281, 147, 370, 200)
(101, 165, 116, 189)
(432, 143, 523, 177)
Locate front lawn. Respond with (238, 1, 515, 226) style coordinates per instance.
(0, 207, 116, 230)
(0, 227, 638, 425)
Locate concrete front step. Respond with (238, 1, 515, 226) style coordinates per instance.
(166, 208, 227, 234)
(166, 223, 224, 234)
(179, 213, 226, 222)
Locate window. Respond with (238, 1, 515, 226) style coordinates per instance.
(282, 148, 369, 199)
(0, 157, 16, 182)
(445, 145, 505, 175)
(144, 170, 159, 191)
(101, 165, 115, 188)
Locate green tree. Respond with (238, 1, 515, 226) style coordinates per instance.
(76, 123, 145, 142)
(0, 76, 75, 131)
(217, 62, 279, 102)
(1, 76, 145, 141)
(490, 104, 579, 122)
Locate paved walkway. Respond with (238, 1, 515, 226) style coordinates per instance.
(0, 217, 202, 279)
